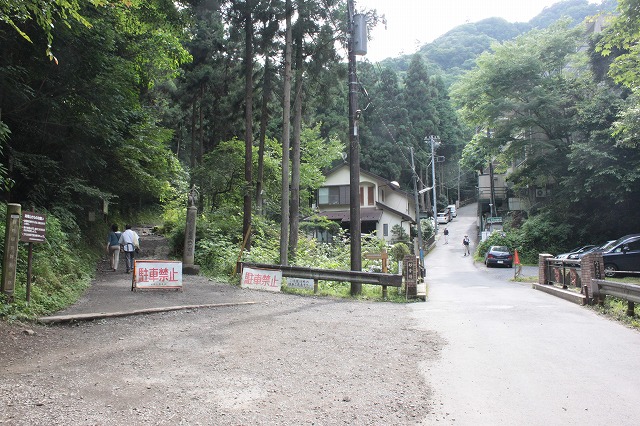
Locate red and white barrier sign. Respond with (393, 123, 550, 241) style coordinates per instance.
(241, 267, 282, 292)
(132, 260, 183, 290)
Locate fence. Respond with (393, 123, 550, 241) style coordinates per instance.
(544, 258, 582, 289)
(237, 262, 402, 298)
(539, 252, 640, 315)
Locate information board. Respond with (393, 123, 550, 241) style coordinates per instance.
(285, 277, 315, 290)
(21, 212, 46, 243)
(132, 260, 183, 290)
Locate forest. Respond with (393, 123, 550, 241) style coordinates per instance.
(1, 0, 639, 316)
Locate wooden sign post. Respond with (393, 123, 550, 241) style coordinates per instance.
(21, 211, 47, 303)
(365, 250, 389, 297)
(403, 255, 417, 299)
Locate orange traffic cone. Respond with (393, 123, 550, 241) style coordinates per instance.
(514, 249, 521, 265)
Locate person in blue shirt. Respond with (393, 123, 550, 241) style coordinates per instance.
(107, 224, 121, 271)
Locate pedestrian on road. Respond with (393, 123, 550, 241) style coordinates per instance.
(119, 224, 140, 273)
(444, 228, 449, 244)
(107, 224, 121, 271)
(463, 234, 471, 256)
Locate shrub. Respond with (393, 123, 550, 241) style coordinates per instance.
(0, 204, 95, 320)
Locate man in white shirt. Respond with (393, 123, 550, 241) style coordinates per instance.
(118, 224, 140, 273)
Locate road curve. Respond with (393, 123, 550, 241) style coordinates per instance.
(414, 203, 640, 425)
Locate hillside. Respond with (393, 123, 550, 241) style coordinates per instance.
(379, 0, 617, 83)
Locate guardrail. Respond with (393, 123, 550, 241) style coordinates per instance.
(592, 279, 640, 316)
(539, 253, 639, 315)
(237, 262, 402, 297)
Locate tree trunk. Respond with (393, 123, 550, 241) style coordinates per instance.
(199, 84, 204, 165)
(242, 5, 254, 251)
(289, 27, 303, 260)
(279, 0, 293, 265)
(190, 101, 197, 170)
(256, 57, 272, 215)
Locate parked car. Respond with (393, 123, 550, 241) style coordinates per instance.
(568, 241, 615, 261)
(436, 212, 449, 224)
(447, 204, 457, 218)
(599, 234, 640, 277)
(556, 245, 596, 259)
(564, 240, 615, 267)
(484, 246, 513, 268)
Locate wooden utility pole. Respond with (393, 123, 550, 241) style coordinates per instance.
(347, 0, 362, 295)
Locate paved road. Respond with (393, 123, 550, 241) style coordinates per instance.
(414, 203, 640, 425)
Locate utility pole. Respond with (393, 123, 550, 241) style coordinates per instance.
(410, 147, 423, 266)
(347, 0, 361, 295)
(429, 136, 439, 235)
(457, 162, 461, 206)
(489, 161, 496, 218)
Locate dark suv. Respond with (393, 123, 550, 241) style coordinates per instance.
(601, 234, 640, 277)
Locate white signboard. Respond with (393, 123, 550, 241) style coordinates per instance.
(133, 260, 183, 290)
(241, 267, 282, 292)
(285, 277, 314, 290)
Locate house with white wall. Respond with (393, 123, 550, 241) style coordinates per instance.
(311, 164, 416, 244)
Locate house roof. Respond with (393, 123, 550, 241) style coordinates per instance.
(317, 207, 383, 223)
(324, 164, 412, 198)
(376, 201, 414, 222)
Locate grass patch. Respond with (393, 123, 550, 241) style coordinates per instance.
(590, 296, 640, 329)
(612, 276, 640, 285)
(513, 275, 538, 283)
(588, 275, 640, 330)
(281, 282, 415, 303)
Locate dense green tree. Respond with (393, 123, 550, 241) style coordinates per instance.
(452, 22, 583, 190)
(452, 19, 640, 240)
(288, 0, 343, 258)
(0, 0, 100, 60)
(0, 1, 189, 221)
(359, 65, 409, 182)
(598, 0, 640, 148)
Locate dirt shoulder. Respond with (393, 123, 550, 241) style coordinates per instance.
(1, 234, 446, 425)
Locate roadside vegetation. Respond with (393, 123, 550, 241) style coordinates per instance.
(0, 204, 96, 320)
(591, 281, 640, 330)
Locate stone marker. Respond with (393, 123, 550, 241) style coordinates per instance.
(183, 185, 200, 275)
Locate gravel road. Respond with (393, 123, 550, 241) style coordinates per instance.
(1, 275, 444, 425)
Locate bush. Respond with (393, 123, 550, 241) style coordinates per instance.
(390, 242, 411, 262)
(0, 204, 95, 320)
(475, 211, 574, 264)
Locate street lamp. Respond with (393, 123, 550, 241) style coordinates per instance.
(418, 186, 434, 195)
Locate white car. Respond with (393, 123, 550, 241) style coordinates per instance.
(437, 212, 449, 224)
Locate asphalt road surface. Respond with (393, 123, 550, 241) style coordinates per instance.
(415, 203, 640, 425)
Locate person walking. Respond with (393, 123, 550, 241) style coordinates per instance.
(107, 224, 121, 271)
(444, 228, 449, 244)
(463, 234, 471, 256)
(119, 224, 140, 273)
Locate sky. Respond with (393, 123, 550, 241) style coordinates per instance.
(356, 0, 601, 62)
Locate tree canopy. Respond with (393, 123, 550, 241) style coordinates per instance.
(452, 18, 640, 239)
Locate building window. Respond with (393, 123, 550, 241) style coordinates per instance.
(318, 186, 350, 205)
(383, 223, 389, 236)
(367, 186, 374, 205)
(360, 187, 364, 206)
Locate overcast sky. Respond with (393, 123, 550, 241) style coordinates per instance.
(356, 0, 603, 62)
